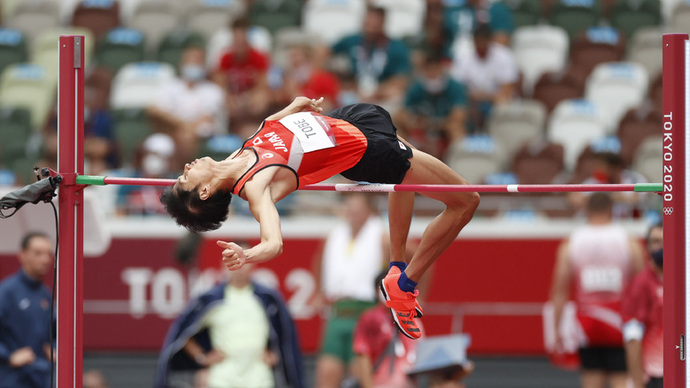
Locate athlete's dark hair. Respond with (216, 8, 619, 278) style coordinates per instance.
(160, 185, 232, 233)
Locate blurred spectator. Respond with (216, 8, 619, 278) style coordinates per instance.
(349, 271, 418, 388)
(450, 24, 518, 132)
(407, 0, 455, 66)
(83, 369, 110, 388)
(311, 192, 388, 388)
(277, 41, 340, 113)
(331, 6, 412, 111)
(115, 133, 178, 216)
(0, 232, 55, 388)
(84, 99, 117, 175)
(569, 152, 648, 219)
(148, 45, 226, 162)
(622, 223, 664, 388)
(395, 52, 468, 158)
(443, 0, 515, 47)
(213, 17, 271, 139)
(549, 193, 644, 388)
(155, 249, 305, 388)
(406, 334, 473, 388)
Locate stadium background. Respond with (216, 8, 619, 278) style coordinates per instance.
(0, 0, 678, 386)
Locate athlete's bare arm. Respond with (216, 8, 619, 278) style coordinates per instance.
(217, 166, 297, 270)
(265, 96, 324, 121)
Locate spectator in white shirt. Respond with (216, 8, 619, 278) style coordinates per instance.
(148, 45, 227, 161)
(450, 24, 518, 132)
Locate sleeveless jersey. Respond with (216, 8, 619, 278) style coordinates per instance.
(231, 112, 368, 195)
(569, 224, 633, 346)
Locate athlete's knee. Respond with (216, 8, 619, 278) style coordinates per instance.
(449, 191, 480, 211)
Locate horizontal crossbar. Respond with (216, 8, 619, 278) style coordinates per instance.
(75, 175, 662, 193)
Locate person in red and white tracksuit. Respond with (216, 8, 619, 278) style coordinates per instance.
(622, 223, 663, 388)
(550, 193, 645, 388)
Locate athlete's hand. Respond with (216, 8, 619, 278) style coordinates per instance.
(292, 96, 324, 113)
(217, 240, 246, 271)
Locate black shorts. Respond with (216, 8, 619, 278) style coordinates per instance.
(328, 103, 413, 184)
(578, 346, 627, 372)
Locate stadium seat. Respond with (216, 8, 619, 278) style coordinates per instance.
(270, 27, 320, 69)
(664, 0, 682, 24)
(374, 0, 425, 40)
(547, 99, 607, 171)
(445, 135, 504, 184)
(0, 29, 27, 77)
(111, 107, 153, 167)
(1, 0, 23, 25)
(303, 0, 367, 45)
(0, 63, 55, 131)
(94, 28, 146, 73)
(549, 0, 602, 41)
(669, 2, 690, 35)
(5, 0, 60, 51)
(187, 0, 246, 41)
(127, 0, 180, 55)
(196, 134, 243, 161)
(617, 107, 661, 167)
(117, 0, 145, 25)
(627, 26, 663, 82)
(584, 62, 648, 131)
(31, 27, 95, 83)
(511, 139, 565, 184)
(570, 136, 621, 183)
(71, 0, 121, 42)
(609, 0, 661, 39)
(532, 67, 587, 113)
(631, 135, 662, 182)
(502, 0, 543, 28)
(569, 26, 626, 76)
(156, 30, 206, 70)
(487, 99, 547, 164)
(0, 106, 32, 165)
(110, 61, 176, 109)
(249, 0, 303, 36)
(512, 25, 569, 96)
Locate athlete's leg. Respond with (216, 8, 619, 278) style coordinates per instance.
(400, 148, 480, 282)
(388, 192, 415, 263)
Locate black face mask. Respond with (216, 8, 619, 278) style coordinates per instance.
(651, 249, 663, 269)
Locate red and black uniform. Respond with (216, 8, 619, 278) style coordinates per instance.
(231, 104, 413, 195)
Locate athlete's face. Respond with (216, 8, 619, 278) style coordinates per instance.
(176, 157, 214, 196)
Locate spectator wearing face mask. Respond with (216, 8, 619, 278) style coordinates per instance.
(115, 133, 178, 216)
(395, 52, 468, 159)
(148, 45, 227, 162)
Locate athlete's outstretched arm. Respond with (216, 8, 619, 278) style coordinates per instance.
(265, 96, 324, 121)
(218, 187, 284, 270)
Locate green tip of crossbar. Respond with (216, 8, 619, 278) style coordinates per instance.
(634, 183, 662, 192)
(75, 175, 106, 186)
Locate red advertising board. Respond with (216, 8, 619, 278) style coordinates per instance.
(1, 235, 564, 354)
